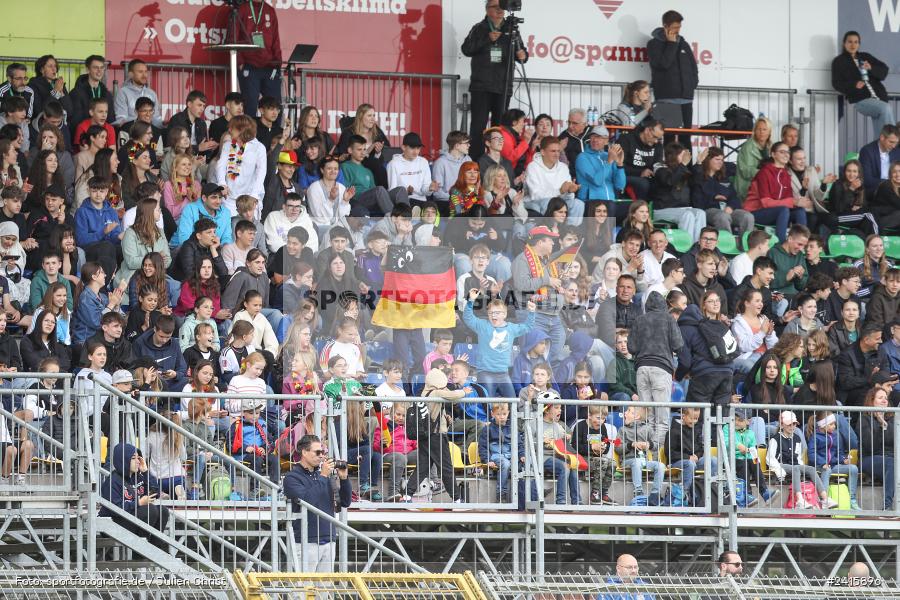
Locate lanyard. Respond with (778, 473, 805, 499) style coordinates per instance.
(249, 1, 264, 28)
(91, 85, 102, 99)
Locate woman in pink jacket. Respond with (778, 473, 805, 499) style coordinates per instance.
(373, 402, 418, 501)
(743, 141, 809, 242)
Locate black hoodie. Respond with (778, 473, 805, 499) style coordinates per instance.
(627, 291, 683, 374)
(647, 27, 698, 100)
(0, 332, 22, 371)
(69, 74, 115, 135)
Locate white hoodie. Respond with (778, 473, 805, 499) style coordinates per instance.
(387, 154, 432, 201)
(263, 207, 319, 253)
(524, 157, 575, 203)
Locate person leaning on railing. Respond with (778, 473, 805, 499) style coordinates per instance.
(832, 31, 895, 139)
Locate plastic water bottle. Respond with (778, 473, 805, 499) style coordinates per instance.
(858, 58, 869, 82)
(587, 105, 597, 127)
(637, 449, 647, 469)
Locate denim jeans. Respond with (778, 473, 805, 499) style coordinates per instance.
(490, 453, 513, 498)
(543, 457, 580, 504)
(861, 455, 895, 507)
(653, 207, 707, 242)
(820, 463, 859, 502)
(671, 457, 717, 503)
(750, 207, 807, 242)
(532, 313, 566, 368)
(623, 457, 664, 495)
(347, 442, 383, 490)
(479, 371, 515, 399)
(636, 366, 673, 445)
(854, 97, 896, 139)
(192, 451, 207, 487)
(238, 65, 282, 120)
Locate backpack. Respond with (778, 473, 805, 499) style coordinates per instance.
(697, 318, 740, 364)
(405, 392, 434, 441)
(662, 483, 689, 507)
(722, 104, 755, 132)
(629, 494, 649, 507)
(206, 464, 232, 501)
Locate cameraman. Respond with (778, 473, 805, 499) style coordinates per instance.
(462, 0, 528, 160)
(236, 0, 283, 122)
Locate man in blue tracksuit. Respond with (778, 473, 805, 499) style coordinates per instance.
(283, 434, 352, 573)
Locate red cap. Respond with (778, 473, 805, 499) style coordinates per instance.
(528, 225, 559, 238)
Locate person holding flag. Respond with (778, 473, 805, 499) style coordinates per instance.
(511, 226, 572, 367)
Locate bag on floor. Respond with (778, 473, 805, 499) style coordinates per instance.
(784, 480, 821, 509)
(828, 483, 854, 518)
(206, 464, 232, 501)
(662, 483, 689, 507)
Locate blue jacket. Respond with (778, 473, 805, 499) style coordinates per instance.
(690, 168, 742, 210)
(878, 339, 900, 393)
(575, 146, 625, 201)
(463, 301, 535, 373)
(859, 139, 900, 195)
(72, 287, 109, 345)
(74, 200, 123, 246)
(131, 328, 188, 390)
(296, 165, 345, 190)
(99, 442, 159, 517)
(283, 465, 352, 543)
(598, 576, 655, 600)
(477, 418, 524, 463)
(675, 304, 735, 380)
(512, 329, 551, 392)
(172, 199, 233, 247)
(807, 429, 849, 469)
(553, 331, 594, 386)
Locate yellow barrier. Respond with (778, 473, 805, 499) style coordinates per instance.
(233, 570, 488, 600)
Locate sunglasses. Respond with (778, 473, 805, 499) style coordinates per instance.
(308, 449, 325, 456)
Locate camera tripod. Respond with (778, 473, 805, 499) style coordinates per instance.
(500, 11, 535, 123)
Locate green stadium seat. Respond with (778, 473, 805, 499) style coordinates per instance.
(664, 229, 693, 254)
(716, 231, 740, 256)
(826, 234, 865, 260)
(883, 236, 900, 261)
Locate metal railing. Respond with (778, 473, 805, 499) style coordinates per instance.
(807, 88, 900, 173)
(512, 77, 797, 151)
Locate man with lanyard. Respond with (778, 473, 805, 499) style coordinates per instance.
(461, 0, 528, 160)
(237, 0, 283, 123)
(512, 226, 567, 367)
(0, 64, 35, 119)
(70, 55, 115, 132)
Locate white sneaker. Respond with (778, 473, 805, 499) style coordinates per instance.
(795, 497, 813, 510)
(175, 485, 186, 501)
(824, 497, 839, 509)
(0, 476, 8, 485)
(14, 474, 26, 485)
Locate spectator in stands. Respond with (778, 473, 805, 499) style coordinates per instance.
(29, 251, 72, 312)
(432, 131, 472, 211)
(858, 124, 900, 196)
(651, 142, 707, 241)
(74, 175, 122, 278)
(859, 387, 895, 512)
(461, 0, 528, 160)
(284, 434, 351, 571)
(387, 132, 438, 209)
(643, 258, 683, 312)
(780, 124, 799, 148)
(829, 159, 877, 237)
(73, 134, 115, 208)
(525, 136, 582, 222)
(854, 235, 894, 299)
(647, 10, 698, 147)
(676, 297, 735, 407)
(619, 118, 664, 201)
(616, 201, 653, 247)
(807, 409, 860, 510)
(26, 56, 67, 123)
(770, 224, 810, 300)
(828, 299, 862, 357)
(616, 404, 665, 502)
(20, 310, 70, 372)
(0, 97, 31, 154)
(25, 148, 69, 213)
(72, 261, 124, 346)
(132, 314, 187, 392)
(161, 154, 201, 222)
(666, 407, 712, 506)
(766, 410, 835, 510)
(223, 248, 282, 338)
(208, 92, 243, 146)
(341, 135, 401, 217)
(574, 126, 624, 204)
(614, 80, 652, 126)
(222, 219, 256, 276)
(595, 230, 648, 291)
(100, 443, 168, 545)
(732, 288, 777, 373)
(262, 149, 300, 219)
(0, 139, 23, 191)
(734, 116, 773, 199)
(788, 146, 836, 237)
(0, 62, 33, 120)
(70, 55, 114, 130)
(120, 143, 160, 210)
(872, 162, 900, 231)
(117, 98, 165, 154)
(159, 127, 200, 184)
(264, 192, 318, 256)
(32, 120, 74, 185)
(167, 90, 213, 155)
(877, 319, 900, 397)
(172, 183, 233, 248)
(832, 31, 894, 139)
(498, 109, 530, 176)
(868, 269, 900, 333)
(783, 293, 825, 338)
(72, 98, 115, 153)
(216, 115, 265, 218)
(170, 216, 228, 284)
(728, 230, 770, 287)
(836, 324, 882, 405)
(113, 59, 160, 127)
(558, 109, 591, 177)
(254, 96, 282, 151)
(681, 249, 727, 308)
(24, 185, 71, 272)
(478, 126, 516, 188)
(87, 312, 131, 373)
(628, 291, 682, 444)
(727, 408, 777, 505)
(824, 266, 862, 323)
(448, 161, 483, 216)
(692, 147, 755, 238)
(294, 106, 333, 156)
(744, 142, 808, 242)
(538, 399, 579, 505)
(802, 236, 836, 283)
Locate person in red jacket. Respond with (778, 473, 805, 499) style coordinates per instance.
(236, 0, 283, 122)
(499, 109, 530, 176)
(743, 141, 808, 242)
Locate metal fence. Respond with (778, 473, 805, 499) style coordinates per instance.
(807, 89, 900, 174)
(512, 77, 797, 154)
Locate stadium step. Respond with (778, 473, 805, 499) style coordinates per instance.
(94, 518, 199, 576)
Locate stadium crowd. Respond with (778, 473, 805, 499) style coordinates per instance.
(0, 7, 896, 533)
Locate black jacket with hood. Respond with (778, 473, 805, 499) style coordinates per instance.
(832, 51, 889, 104)
(647, 27, 699, 100)
(69, 74, 115, 133)
(0, 332, 22, 372)
(461, 17, 529, 95)
(627, 291, 683, 374)
(675, 304, 735, 380)
(99, 442, 160, 517)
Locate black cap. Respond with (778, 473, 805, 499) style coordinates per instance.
(872, 370, 898, 385)
(44, 183, 66, 199)
(202, 182, 225, 196)
(734, 407, 751, 420)
(402, 132, 423, 148)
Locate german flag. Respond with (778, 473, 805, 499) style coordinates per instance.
(372, 246, 457, 329)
